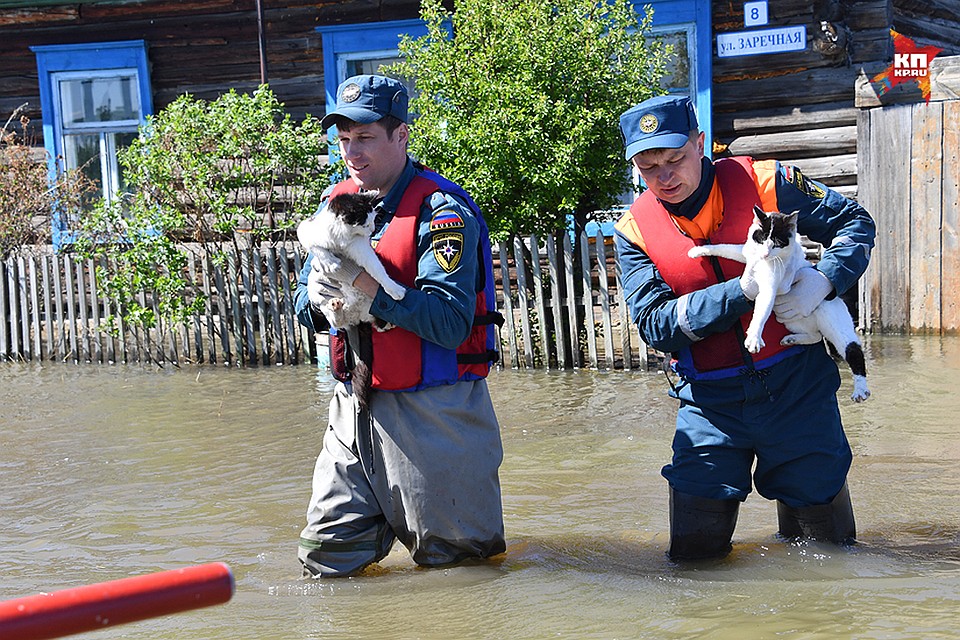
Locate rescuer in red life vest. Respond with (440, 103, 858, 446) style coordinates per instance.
(293, 75, 505, 577)
(614, 95, 876, 561)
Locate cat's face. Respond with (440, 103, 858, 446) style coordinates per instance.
(749, 205, 797, 258)
(327, 192, 378, 236)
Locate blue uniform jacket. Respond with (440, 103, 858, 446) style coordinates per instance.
(615, 160, 876, 355)
(295, 159, 481, 350)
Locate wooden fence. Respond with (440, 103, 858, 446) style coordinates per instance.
(0, 232, 655, 370)
(857, 98, 960, 334)
(0, 243, 312, 367)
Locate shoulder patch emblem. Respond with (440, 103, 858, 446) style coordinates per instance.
(789, 167, 826, 199)
(432, 232, 463, 272)
(430, 209, 465, 231)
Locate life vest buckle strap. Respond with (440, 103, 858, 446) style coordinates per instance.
(474, 311, 505, 328)
(456, 349, 500, 365)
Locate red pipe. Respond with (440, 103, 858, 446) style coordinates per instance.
(0, 562, 234, 640)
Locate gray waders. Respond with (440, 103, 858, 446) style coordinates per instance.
(776, 482, 856, 544)
(668, 489, 740, 561)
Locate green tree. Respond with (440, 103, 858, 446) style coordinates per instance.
(75, 86, 332, 344)
(388, 0, 670, 238)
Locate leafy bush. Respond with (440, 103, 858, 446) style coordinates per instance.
(0, 106, 95, 260)
(75, 86, 332, 333)
(389, 0, 670, 239)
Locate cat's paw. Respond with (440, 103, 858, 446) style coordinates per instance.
(744, 333, 765, 353)
(373, 318, 396, 332)
(851, 377, 871, 403)
(382, 282, 406, 301)
(780, 333, 822, 346)
(687, 247, 709, 259)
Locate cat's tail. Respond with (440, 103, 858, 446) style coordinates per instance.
(844, 341, 870, 403)
(352, 322, 375, 412)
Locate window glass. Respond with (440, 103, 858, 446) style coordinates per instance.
(55, 71, 142, 206)
(346, 56, 402, 77)
(655, 28, 692, 93)
(58, 75, 140, 126)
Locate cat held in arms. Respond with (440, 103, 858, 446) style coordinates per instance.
(687, 205, 870, 403)
(297, 191, 407, 409)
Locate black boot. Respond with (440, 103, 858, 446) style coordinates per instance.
(668, 489, 740, 561)
(777, 483, 856, 545)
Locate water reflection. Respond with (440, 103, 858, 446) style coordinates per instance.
(1, 335, 959, 639)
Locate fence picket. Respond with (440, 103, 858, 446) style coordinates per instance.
(579, 232, 598, 369)
(514, 237, 534, 368)
(562, 233, 580, 368)
(1, 261, 9, 359)
(595, 232, 615, 369)
(546, 234, 567, 368)
(280, 246, 298, 364)
(29, 257, 41, 361)
(17, 257, 30, 360)
(265, 246, 283, 365)
(612, 242, 633, 369)
(497, 240, 518, 369)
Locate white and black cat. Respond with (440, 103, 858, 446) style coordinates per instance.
(297, 191, 406, 330)
(298, 191, 406, 411)
(687, 205, 870, 402)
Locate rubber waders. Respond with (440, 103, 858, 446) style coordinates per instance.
(668, 489, 740, 561)
(776, 482, 856, 544)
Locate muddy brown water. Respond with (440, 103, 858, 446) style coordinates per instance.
(2, 335, 959, 639)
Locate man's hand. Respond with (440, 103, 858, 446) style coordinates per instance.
(774, 267, 834, 320)
(739, 269, 759, 301)
(307, 268, 343, 310)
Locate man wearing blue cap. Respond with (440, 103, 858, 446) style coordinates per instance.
(614, 95, 876, 560)
(294, 75, 506, 577)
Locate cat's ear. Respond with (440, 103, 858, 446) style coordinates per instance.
(784, 210, 799, 228)
(753, 205, 768, 222)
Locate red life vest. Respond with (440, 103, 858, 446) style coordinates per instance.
(328, 171, 500, 391)
(630, 156, 794, 378)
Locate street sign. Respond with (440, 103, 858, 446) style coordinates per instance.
(717, 25, 807, 58)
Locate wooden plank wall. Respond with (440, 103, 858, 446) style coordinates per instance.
(0, 0, 423, 129)
(857, 95, 960, 334)
(712, 0, 960, 201)
(712, 0, 893, 199)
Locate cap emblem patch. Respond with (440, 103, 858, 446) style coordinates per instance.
(341, 83, 361, 103)
(639, 114, 659, 133)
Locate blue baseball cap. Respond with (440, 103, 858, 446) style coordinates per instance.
(620, 95, 699, 160)
(320, 74, 409, 129)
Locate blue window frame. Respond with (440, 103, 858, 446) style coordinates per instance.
(317, 19, 428, 117)
(644, 0, 713, 150)
(31, 40, 153, 248)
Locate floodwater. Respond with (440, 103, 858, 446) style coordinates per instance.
(2, 335, 959, 639)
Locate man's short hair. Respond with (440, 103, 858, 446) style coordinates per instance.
(332, 114, 405, 139)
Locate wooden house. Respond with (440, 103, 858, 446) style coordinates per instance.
(1, 1, 959, 362)
(2, 0, 957, 214)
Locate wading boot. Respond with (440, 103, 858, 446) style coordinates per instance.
(668, 488, 740, 561)
(777, 483, 856, 545)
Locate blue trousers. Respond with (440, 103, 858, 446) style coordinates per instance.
(662, 343, 852, 508)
